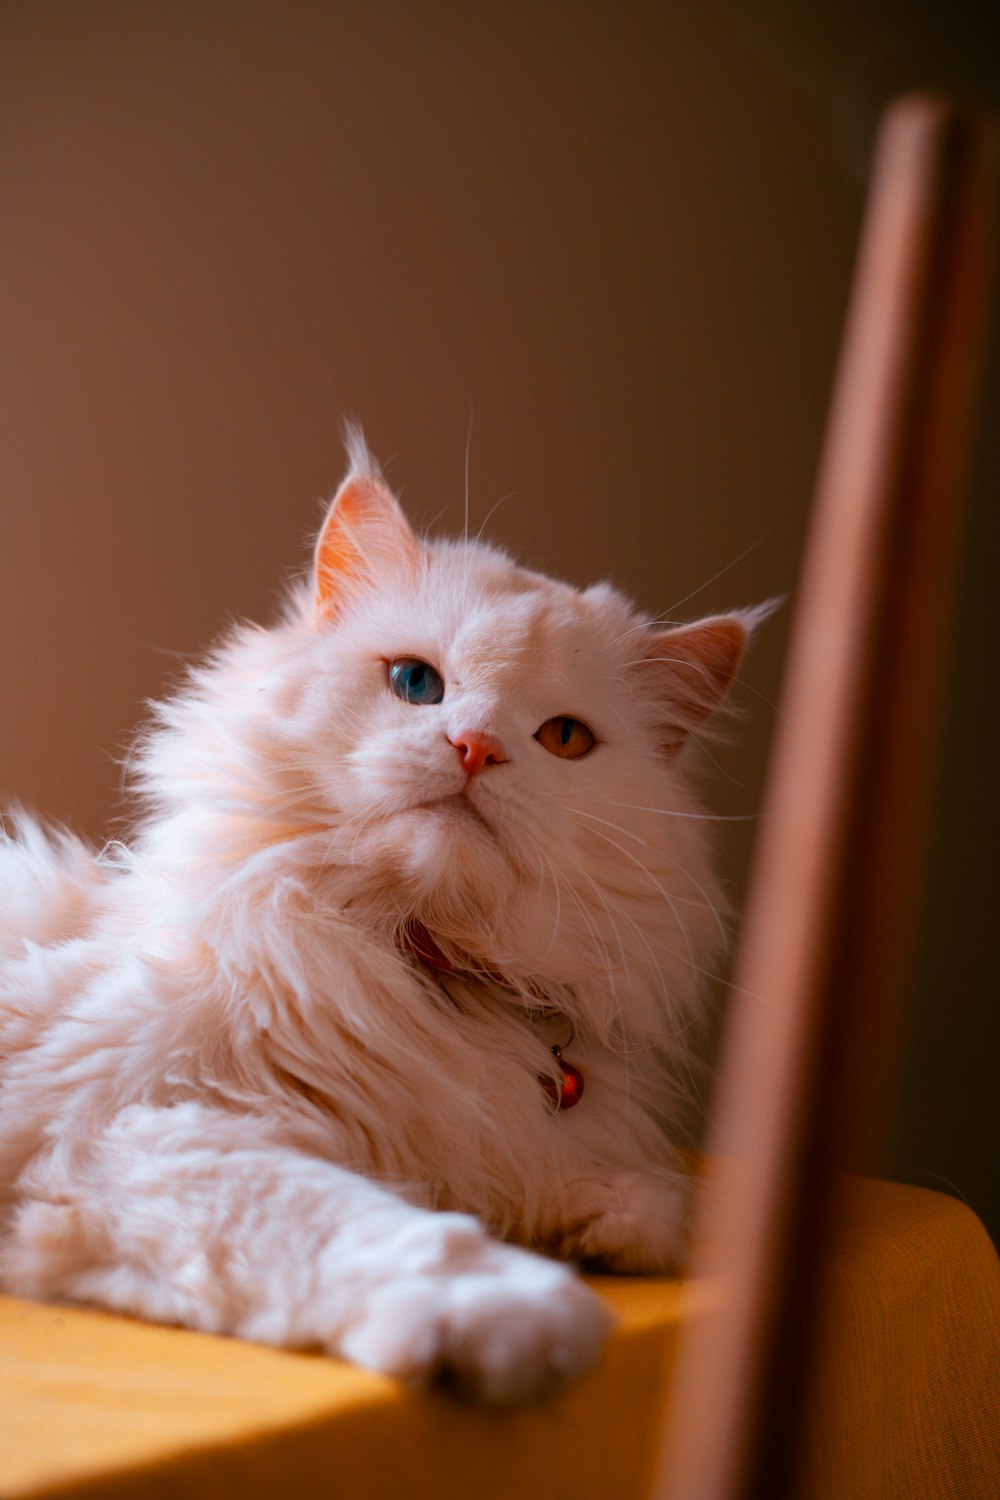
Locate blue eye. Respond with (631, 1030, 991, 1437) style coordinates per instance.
(388, 658, 445, 705)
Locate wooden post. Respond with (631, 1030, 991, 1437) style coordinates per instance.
(656, 96, 997, 1500)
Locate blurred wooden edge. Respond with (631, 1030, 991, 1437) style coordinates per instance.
(655, 95, 997, 1500)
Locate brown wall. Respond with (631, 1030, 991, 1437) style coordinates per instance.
(2, 1, 997, 1236)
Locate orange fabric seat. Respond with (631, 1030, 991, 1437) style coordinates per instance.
(2, 1175, 996, 1500)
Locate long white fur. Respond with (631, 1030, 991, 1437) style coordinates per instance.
(0, 434, 748, 1401)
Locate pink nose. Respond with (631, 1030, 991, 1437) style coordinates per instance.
(448, 731, 508, 777)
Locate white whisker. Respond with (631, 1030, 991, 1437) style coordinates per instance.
(565, 807, 730, 992)
(594, 798, 757, 823)
(570, 805, 728, 950)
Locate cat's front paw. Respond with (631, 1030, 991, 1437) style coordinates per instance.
(553, 1170, 690, 1273)
(333, 1216, 614, 1403)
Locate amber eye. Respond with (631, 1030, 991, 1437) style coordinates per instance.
(534, 716, 597, 760)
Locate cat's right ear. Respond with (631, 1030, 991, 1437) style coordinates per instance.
(313, 428, 421, 618)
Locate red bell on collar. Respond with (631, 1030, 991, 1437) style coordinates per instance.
(540, 1045, 585, 1111)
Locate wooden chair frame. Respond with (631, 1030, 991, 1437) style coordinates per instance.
(657, 95, 997, 1500)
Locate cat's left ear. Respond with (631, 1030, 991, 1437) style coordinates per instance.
(631, 614, 750, 756)
(314, 428, 421, 618)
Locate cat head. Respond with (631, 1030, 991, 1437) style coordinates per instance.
(298, 434, 745, 978)
(142, 429, 754, 1036)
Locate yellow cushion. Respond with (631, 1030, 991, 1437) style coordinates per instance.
(801, 1177, 1000, 1500)
(1, 1177, 996, 1499)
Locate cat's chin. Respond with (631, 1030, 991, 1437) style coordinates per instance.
(411, 795, 493, 835)
(350, 797, 512, 910)
(395, 797, 500, 872)
(412, 803, 516, 920)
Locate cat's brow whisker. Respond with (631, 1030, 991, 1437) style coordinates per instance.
(607, 536, 777, 654)
(464, 413, 473, 549)
(619, 655, 724, 689)
(421, 506, 449, 535)
(609, 615, 686, 649)
(472, 491, 515, 550)
(660, 527, 773, 619)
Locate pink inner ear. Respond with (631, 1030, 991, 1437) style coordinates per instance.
(639, 617, 748, 754)
(660, 619, 747, 715)
(314, 473, 420, 616)
(314, 482, 368, 601)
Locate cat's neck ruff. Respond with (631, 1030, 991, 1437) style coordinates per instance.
(397, 920, 557, 1008)
(396, 921, 585, 1110)
(398, 921, 508, 986)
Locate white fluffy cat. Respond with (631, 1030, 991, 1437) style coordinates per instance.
(0, 432, 750, 1401)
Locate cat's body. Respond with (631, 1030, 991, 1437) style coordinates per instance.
(0, 434, 749, 1400)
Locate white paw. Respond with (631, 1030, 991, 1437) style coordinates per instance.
(554, 1171, 690, 1273)
(333, 1216, 614, 1402)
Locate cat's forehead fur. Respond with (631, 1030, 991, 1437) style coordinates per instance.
(333, 533, 641, 689)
